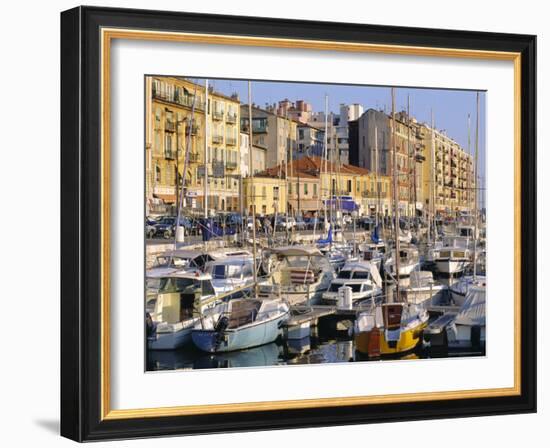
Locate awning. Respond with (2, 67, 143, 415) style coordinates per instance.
(154, 194, 176, 203)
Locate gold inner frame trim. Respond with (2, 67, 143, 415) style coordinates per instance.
(100, 27, 522, 421)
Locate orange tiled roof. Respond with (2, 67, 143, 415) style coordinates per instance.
(254, 156, 370, 179)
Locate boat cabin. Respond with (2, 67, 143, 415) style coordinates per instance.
(148, 272, 216, 323)
(266, 246, 331, 286)
(204, 257, 254, 282)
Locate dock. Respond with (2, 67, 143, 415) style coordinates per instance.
(285, 305, 362, 326)
(283, 305, 361, 339)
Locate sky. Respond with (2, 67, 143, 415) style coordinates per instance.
(188, 77, 486, 205)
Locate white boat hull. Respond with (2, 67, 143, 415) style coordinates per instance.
(435, 259, 469, 274)
(148, 317, 200, 350)
(402, 286, 445, 305)
(192, 311, 289, 353)
(446, 322, 486, 348)
(385, 262, 419, 277)
(148, 327, 192, 350)
(322, 289, 380, 305)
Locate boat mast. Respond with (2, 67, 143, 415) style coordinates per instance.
(323, 95, 331, 243)
(473, 92, 480, 281)
(248, 81, 258, 292)
(204, 79, 209, 220)
(375, 125, 380, 227)
(391, 88, 401, 300)
(172, 82, 198, 253)
(407, 94, 412, 219)
(467, 112, 471, 213)
(430, 109, 436, 244)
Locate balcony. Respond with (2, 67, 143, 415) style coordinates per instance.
(212, 134, 223, 144)
(252, 124, 268, 134)
(164, 150, 175, 160)
(226, 161, 238, 170)
(152, 89, 204, 111)
(213, 111, 224, 121)
(362, 191, 376, 198)
(226, 136, 237, 146)
(187, 153, 200, 163)
(185, 124, 199, 136)
(165, 120, 176, 132)
(226, 114, 237, 124)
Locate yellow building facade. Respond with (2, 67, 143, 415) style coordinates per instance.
(420, 125, 475, 214)
(145, 76, 242, 215)
(244, 156, 392, 216)
(243, 176, 287, 216)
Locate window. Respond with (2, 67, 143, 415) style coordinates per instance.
(154, 132, 161, 153)
(212, 265, 226, 279)
(262, 186, 266, 199)
(165, 134, 173, 158)
(155, 165, 161, 182)
(273, 186, 279, 200)
(304, 183, 308, 195)
(347, 180, 352, 193)
(313, 184, 317, 196)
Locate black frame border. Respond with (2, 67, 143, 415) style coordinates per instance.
(61, 6, 536, 442)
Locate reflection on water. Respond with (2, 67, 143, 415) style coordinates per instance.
(146, 325, 484, 372)
(146, 268, 485, 372)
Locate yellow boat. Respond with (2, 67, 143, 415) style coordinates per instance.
(354, 303, 429, 357)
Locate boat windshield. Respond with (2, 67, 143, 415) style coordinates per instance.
(146, 277, 166, 292)
(154, 255, 190, 268)
(338, 269, 370, 280)
(200, 279, 215, 296)
(156, 277, 195, 293)
(208, 263, 247, 280)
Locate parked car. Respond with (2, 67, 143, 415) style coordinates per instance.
(152, 216, 177, 239)
(304, 216, 320, 230)
(294, 216, 307, 231)
(223, 213, 243, 233)
(145, 218, 156, 239)
(275, 216, 296, 231)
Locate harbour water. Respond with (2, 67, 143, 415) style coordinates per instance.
(146, 310, 485, 372)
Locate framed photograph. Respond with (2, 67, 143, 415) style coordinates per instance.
(60, 6, 536, 441)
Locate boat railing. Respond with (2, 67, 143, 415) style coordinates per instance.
(215, 306, 279, 329)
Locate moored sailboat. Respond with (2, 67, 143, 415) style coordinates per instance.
(191, 298, 289, 353)
(353, 302, 429, 356)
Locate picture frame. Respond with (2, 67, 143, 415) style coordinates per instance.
(60, 5, 536, 441)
